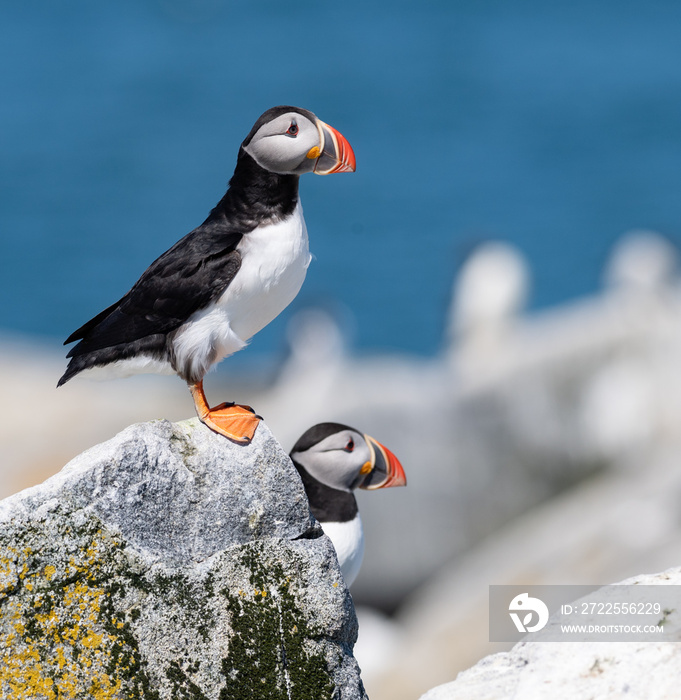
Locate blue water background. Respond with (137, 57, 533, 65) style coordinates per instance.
(2, 0, 681, 363)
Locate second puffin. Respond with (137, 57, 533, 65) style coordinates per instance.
(291, 423, 406, 586)
(58, 106, 355, 443)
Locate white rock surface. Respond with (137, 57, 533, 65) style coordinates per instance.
(420, 569, 681, 700)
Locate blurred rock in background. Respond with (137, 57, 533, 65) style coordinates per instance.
(3, 229, 681, 700)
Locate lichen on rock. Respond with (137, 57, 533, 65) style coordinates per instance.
(0, 419, 366, 699)
(0, 511, 152, 699)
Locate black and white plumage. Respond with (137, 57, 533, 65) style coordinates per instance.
(58, 106, 355, 443)
(290, 423, 406, 586)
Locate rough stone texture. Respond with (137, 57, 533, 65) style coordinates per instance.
(418, 568, 681, 700)
(0, 418, 366, 700)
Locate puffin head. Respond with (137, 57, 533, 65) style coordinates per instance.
(241, 106, 356, 176)
(290, 422, 406, 493)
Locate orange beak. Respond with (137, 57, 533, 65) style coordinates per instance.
(359, 435, 407, 490)
(312, 119, 356, 175)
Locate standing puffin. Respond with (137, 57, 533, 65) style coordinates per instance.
(58, 106, 355, 443)
(290, 423, 406, 586)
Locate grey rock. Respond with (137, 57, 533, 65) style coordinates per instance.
(0, 418, 366, 700)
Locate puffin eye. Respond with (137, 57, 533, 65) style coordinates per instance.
(344, 438, 354, 452)
(286, 121, 299, 136)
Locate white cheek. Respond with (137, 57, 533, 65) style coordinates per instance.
(306, 450, 368, 492)
(245, 129, 319, 174)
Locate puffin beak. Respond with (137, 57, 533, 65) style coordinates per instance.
(359, 435, 407, 490)
(310, 119, 356, 175)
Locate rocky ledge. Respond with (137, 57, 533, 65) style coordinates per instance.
(0, 418, 366, 700)
(420, 568, 681, 700)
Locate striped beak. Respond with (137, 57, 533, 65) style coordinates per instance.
(311, 119, 356, 175)
(358, 434, 407, 490)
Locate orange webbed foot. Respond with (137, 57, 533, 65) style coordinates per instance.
(189, 381, 261, 444)
(200, 403, 261, 444)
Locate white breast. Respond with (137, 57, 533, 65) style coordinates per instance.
(321, 515, 365, 586)
(226, 200, 311, 341)
(171, 200, 311, 380)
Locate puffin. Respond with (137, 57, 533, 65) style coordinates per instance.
(58, 106, 355, 444)
(290, 423, 406, 586)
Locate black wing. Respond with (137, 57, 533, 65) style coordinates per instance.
(63, 226, 243, 358)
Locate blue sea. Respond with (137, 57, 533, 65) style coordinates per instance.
(2, 0, 681, 363)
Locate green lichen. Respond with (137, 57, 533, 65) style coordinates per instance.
(150, 569, 217, 642)
(166, 661, 210, 700)
(218, 542, 334, 700)
(169, 423, 200, 461)
(657, 608, 675, 627)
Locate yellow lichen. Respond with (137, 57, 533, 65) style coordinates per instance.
(0, 530, 130, 699)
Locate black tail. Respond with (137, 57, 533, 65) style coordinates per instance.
(57, 335, 169, 388)
(57, 359, 83, 387)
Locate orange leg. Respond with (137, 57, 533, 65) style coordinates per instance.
(189, 380, 261, 444)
